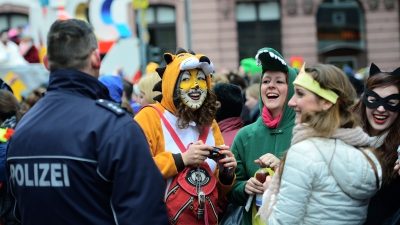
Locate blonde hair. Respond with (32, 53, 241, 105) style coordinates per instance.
(138, 72, 161, 104)
(211, 73, 229, 87)
(246, 83, 260, 99)
(301, 64, 358, 137)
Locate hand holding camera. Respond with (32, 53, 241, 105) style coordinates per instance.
(208, 147, 226, 161)
(208, 146, 236, 175)
(182, 140, 213, 167)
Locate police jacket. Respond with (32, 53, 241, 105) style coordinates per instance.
(7, 69, 169, 225)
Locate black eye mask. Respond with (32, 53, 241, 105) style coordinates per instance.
(362, 89, 400, 112)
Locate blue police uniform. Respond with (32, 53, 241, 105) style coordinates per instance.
(7, 69, 169, 225)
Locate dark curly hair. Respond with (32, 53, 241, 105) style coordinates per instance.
(174, 87, 218, 129)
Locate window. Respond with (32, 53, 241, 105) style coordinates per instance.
(0, 13, 28, 31)
(316, 0, 365, 53)
(236, 1, 281, 61)
(140, 5, 176, 64)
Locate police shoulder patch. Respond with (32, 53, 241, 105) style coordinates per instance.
(95, 99, 125, 116)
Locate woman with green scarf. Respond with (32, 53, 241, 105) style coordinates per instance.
(228, 47, 297, 225)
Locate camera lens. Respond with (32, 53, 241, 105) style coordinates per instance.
(209, 148, 220, 159)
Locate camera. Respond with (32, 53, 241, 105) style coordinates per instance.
(209, 147, 233, 174)
(208, 147, 226, 161)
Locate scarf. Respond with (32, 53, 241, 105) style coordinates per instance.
(291, 123, 376, 147)
(369, 132, 388, 149)
(261, 106, 282, 128)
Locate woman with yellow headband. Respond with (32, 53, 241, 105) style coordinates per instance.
(259, 64, 383, 225)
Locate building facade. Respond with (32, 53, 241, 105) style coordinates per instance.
(1, 0, 399, 73)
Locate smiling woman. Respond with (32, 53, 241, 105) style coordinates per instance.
(354, 63, 400, 225)
(365, 86, 399, 134)
(228, 47, 297, 225)
(261, 71, 288, 119)
(259, 63, 382, 225)
(288, 64, 341, 135)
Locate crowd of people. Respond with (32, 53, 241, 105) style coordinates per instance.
(0, 18, 399, 225)
(0, 26, 40, 68)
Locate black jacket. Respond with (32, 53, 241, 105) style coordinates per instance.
(7, 69, 169, 225)
(365, 177, 400, 225)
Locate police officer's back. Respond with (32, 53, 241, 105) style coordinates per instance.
(6, 19, 168, 225)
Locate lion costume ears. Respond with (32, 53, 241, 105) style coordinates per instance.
(164, 53, 174, 65)
(370, 63, 400, 77)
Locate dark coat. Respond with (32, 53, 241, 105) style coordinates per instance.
(364, 177, 400, 225)
(6, 69, 169, 225)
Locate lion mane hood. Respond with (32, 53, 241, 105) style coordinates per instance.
(154, 49, 214, 114)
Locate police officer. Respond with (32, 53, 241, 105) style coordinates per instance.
(6, 19, 169, 225)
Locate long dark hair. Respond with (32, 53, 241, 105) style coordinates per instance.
(354, 72, 400, 183)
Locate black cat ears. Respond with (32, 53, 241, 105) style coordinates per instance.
(369, 63, 400, 77)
